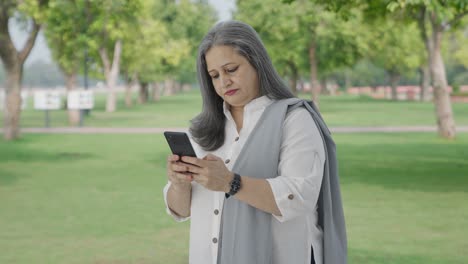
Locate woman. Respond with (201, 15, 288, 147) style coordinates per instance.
(163, 20, 346, 264)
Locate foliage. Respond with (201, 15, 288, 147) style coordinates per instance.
(366, 19, 423, 78)
(236, 0, 368, 81)
(44, 0, 87, 76)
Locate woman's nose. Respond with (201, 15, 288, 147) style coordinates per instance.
(220, 75, 232, 88)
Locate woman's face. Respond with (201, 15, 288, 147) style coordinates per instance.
(205, 45, 260, 108)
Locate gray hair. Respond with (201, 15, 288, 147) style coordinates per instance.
(190, 20, 295, 151)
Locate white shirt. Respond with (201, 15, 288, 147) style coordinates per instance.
(163, 96, 325, 264)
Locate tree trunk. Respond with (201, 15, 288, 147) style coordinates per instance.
(99, 40, 122, 113)
(139, 82, 149, 104)
(174, 81, 181, 94)
(344, 69, 351, 91)
(64, 72, 80, 126)
(430, 26, 456, 139)
(419, 64, 431, 101)
(152, 82, 161, 102)
(287, 61, 298, 95)
(320, 78, 327, 95)
(0, 15, 41, 140)
(416, 11, 432, 103)
(124, 84, 133, 108)
(3, 65, 22, 140)
(124, 73, 135, 108)
(164, 78, 175, 96)
(309, 41, 320, 106)
(389, 71, 400, 101)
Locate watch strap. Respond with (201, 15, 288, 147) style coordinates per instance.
(226, 173, 241, 198)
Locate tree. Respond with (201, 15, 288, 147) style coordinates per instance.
(237, 0, 367, 104)
(303, 0, 468, 138)
(0, 0, 49, 140)
(44, 0, 87, 125)
(85, 0, 142, 112)
(366, 19, 422, 100)
(387, 0, 468, 139)
(169, 0, 217, 87)
(155, 0, 217, 96)
(236, 0, 308, 95)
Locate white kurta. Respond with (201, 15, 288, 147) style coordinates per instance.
(163, 96, 325, 264)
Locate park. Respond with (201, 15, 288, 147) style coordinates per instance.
(1, 0, 468, 263)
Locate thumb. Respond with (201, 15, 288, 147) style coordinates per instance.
(203, 154, 220, 161)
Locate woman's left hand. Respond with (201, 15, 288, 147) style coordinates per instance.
(181, 154, 234, 192)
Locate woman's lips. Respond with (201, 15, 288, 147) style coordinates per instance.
(224, 89, 238, 96)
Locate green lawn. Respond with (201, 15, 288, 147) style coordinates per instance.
(6, 90, 468, 128)
(1, 133, 467, 263)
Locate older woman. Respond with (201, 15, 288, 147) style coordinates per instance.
(163, 21, 346, 264)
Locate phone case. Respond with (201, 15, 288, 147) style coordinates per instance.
(164, 131, 197, 157)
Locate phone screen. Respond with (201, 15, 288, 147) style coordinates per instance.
(164, 131, 197, 157)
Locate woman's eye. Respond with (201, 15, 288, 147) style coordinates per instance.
(227, 67, 238, 73)
(210, 74, 219, 79)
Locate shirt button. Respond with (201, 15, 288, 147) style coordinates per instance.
(225, 159, 230, 164)
(212, 237, 218, 243)
(235, 137, 239, 142)
(214, 209, 219, 215)
(288, 194, 294, 200)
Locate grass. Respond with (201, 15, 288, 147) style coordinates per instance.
(4, 90, 468, 128)
(1, 133, 468, 263)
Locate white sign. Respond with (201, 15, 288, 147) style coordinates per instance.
(34, 90, 62, 110)
(21, 91, 28, 110)
(67, 90, 94, 110)
(1, 90, 29, 110)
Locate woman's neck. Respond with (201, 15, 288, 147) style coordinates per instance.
(230, 105, 244, 133)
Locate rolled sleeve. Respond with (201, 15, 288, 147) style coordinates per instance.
(266, 108, 325, 222)
(163, 181, 190, 222)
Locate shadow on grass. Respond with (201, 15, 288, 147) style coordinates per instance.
(0, 168, 21, 185)
(0, 144, 94, 163)
(350, 248, 462, 264)
(338, 141, 468, 193)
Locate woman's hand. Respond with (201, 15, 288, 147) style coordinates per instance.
(181, 154, 234, 192)
(167, 154, 193, 190)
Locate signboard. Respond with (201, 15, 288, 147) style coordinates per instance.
(67, 90, 94, 110)
(34, 90, 62, 110)
(1, 90, 29, 110)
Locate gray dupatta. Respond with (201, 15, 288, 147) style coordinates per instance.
(217, 98, 347, 264)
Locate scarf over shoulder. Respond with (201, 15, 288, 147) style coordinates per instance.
(217, 98, 347, 264)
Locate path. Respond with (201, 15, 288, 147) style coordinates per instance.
(9, 126, 468, 134)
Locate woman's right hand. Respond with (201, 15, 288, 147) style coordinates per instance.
(167, 154, 194, 189)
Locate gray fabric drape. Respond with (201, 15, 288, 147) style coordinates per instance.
(217, 98, 347, 264)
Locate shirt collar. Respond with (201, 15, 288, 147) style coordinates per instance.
(223, 95, 273, 119)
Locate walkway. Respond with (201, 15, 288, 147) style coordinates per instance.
(12, 126, 468, 134)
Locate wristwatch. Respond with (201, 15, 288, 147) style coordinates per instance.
(226, 173, 241, 198)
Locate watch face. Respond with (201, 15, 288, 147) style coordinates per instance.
(229, 173, 241, 195)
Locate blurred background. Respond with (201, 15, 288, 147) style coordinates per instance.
(1, 0, 467, 263)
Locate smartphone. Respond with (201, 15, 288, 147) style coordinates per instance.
(164, 131, 197, 157)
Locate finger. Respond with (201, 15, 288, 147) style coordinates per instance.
(172, 163, 189, 173)
(191, 173, 205, 184)
(167, 154, 180, 162)
(172, 171, 193, 182)
(181, 156, 205, 167)
(184, 163, 203, 174)
(203, 154, 221, 161)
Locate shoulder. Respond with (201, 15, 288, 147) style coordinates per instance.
(284, 105, 314, 126)
(282, 104, 325, 155)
